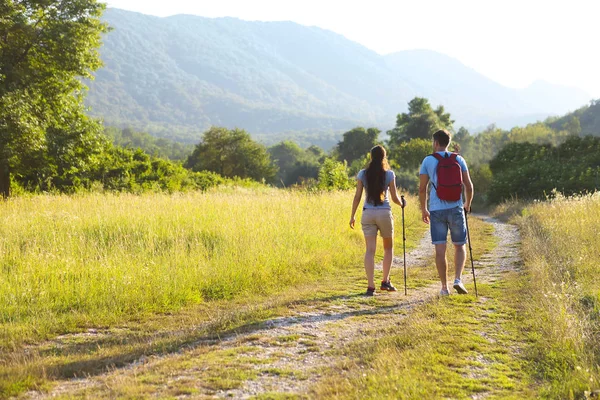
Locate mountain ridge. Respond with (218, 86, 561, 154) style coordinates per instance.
(85, 8, 591, 145)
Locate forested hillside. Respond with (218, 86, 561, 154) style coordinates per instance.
(547, 99, 600, 136)
(85, 8, 591, 146)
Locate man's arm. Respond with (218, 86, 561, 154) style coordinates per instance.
(462, 170, 474, 212)
(419, 174, 430, 224)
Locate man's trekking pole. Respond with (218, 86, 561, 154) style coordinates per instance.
(401, 195, 407, 296)
(463, 208, 478, 297)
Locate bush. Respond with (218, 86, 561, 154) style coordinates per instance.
(488, 136, 600, 203)
(317, 158, 353, 190)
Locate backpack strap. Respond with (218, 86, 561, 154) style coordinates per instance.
(431, 152, 459, 161)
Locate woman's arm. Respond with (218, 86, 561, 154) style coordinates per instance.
(389, 179, 406, 208)
(349, 180, 363, 229)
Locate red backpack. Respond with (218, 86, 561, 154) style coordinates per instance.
(431, 153, 463, 201)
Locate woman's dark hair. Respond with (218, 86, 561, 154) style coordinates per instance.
(365, 145, 389, 206)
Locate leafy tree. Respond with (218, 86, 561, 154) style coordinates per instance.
(269, 140, 305, 185)
(562, 116, 582, 137)
(16, 109, 106, 192)
(306, 145, 327, 162)
(269, 141, 321, 186)
(455, 127, 471, 143)
(185, 127, 277, 182)
(488, 136, 600, 203)
(392, 138, 432, 170)
(469, 164, 493, 204)
(104, 127, 194, 161)
(317, 158, 352, 190)
(386, 138, 432, 192)
(336, 127, 380, 165)
(387, 97, 454, 148)
(547, 99, 600, 137)
(0, 0, 108, 197)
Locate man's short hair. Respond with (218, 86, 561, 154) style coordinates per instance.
(432, 129, 451, 147)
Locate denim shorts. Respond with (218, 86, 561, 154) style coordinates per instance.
(430, 206, 467, 245)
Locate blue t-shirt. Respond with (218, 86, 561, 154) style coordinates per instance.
(357, 169, 396, 210)
(419, 152, 468, 211)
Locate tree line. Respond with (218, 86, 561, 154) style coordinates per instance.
(2, 1, 598, 201)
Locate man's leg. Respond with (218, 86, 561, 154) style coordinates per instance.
(430, 209, 450, 291)
(449, 207, 469, 294)
(382, 237, 393, 282)
(454, 244, 466, 280)
(364, 235, 377, 288)
(435, 243, 448, 290)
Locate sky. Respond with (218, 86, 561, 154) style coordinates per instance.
(104, 0, 600, 98)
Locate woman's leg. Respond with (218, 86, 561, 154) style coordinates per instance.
(364, 235, 377, 288)
(382, 237, 394, 282)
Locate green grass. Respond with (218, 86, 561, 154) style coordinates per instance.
(0, 189, 425, 396)
(311, 217, 541, 399)
(0, 190, 423, 348)
(510, 193, 600, 398)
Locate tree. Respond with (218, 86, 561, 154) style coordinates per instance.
(185, 127, 277, 182)
(387, 98, 454, 148)
(317, 158, 352, 190)
(455, 127, 471, 143)
(0, 0, 108, 197)
(306, 145, 326, 163)
(269, 140, 305, 185)
(16, 107, 106, 192)
(392, 138, 432, 171)
(269, 141, 321, 186)
(336, 127, 380, 165)
(562, 116, 582, 137)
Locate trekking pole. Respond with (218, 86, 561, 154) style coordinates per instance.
(463, 208, 478, 297)
(401, 195, 407, 296)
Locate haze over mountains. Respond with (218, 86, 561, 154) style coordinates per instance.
(86, 8, 591, 145)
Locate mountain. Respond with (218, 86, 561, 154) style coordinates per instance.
(85, 8, 592, 146)
(547, 99, 600, 136)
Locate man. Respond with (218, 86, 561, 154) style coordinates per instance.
(419, 129, 474, 296)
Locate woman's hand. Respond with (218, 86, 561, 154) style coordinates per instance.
(349, 217, 356, 229)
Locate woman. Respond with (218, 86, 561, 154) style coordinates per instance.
(349, 145, 406, 296)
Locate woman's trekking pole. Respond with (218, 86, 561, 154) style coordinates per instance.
(401, 195, 407, 296)
(463, 208, 478, 297)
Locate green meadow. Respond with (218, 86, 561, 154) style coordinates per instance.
(0, 190, 424, 349)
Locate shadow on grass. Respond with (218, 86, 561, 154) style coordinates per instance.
(36, 292, 433, 381)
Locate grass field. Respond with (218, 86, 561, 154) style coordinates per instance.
(312, 216, 515, 399)
(319, 194, 600, 400)
(9, 189, 598, 398)
(507, 193, 600, 398)
(0, 189, 425, 395)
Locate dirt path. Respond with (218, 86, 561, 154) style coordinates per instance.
(27, 217, 522, 399)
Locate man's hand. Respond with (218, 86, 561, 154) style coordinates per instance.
(400, 195, 407, 208)
(349, 217, 356, 229)
(464, 203, 472, 214)
(421, 209, 430, 224)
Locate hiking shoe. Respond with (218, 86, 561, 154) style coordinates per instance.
(453, 279, 468, 295)
(364, 287, 376, 297)
(380, 280, 397, 292)
(439, 289, 450, 296)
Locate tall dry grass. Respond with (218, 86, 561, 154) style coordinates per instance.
(515, 192, 600, 398)
(0, 189, 423, 348)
